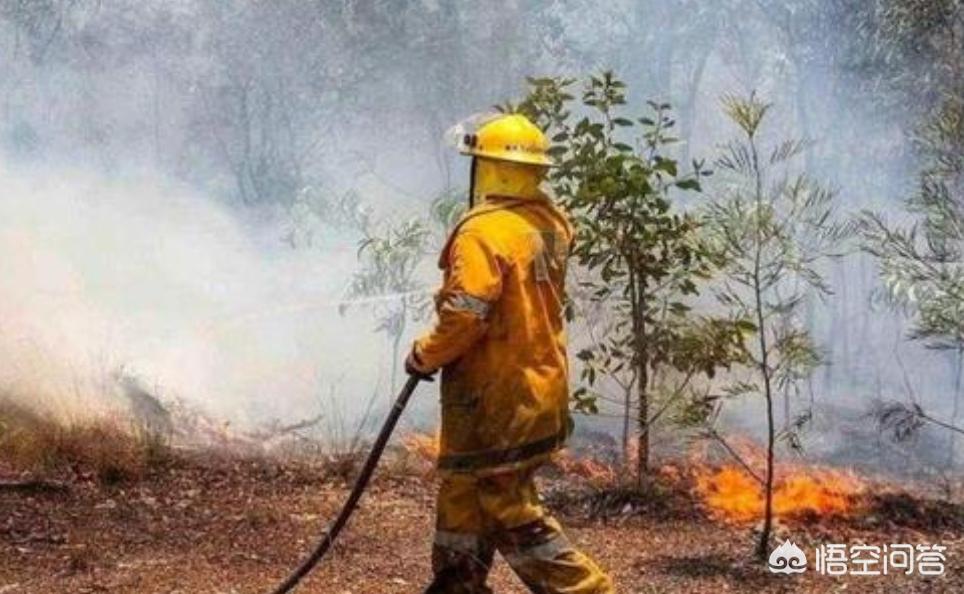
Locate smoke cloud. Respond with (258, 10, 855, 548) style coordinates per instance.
(0, 162, 423, 428)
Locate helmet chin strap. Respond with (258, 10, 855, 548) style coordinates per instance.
(468, 156, 478, 209)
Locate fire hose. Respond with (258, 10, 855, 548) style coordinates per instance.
(268, 373, 424, 594)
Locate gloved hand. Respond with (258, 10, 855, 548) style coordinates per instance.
(405, 346, 436, 381)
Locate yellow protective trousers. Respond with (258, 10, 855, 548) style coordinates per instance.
(424, 467, 614, 594)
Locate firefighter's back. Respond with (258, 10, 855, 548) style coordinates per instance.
(439, 194, 573, 475)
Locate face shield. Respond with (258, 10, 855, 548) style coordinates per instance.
(443, 112, 504, 156)
(444, 113, 499, 208)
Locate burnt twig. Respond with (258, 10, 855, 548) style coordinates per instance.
(0, 479, 70, 494)
(701, 429, 765, 486)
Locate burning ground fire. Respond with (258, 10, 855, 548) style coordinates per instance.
(688, 436, 867, 523)
(401, 431, 866, 524)
(403, 431, 440, 462)
(693, 464, 865, 523)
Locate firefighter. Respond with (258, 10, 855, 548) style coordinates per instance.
(406, 113, 614, 594)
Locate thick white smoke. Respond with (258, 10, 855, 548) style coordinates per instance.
(0, 163, 418, 428)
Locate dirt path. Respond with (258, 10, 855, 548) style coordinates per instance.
(1, 455, 961, 593)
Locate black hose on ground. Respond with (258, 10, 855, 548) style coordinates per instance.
(267, 374, 423, 594)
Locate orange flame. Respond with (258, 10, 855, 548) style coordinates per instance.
(402, 431, 440, 463)
(551, 450, 618, 487)
(694, 463, 865, 523)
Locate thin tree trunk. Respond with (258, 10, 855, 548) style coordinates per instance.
(622, 382, 632, 469)
(783, 385, 791, 432)
(635, 277, 650, 485)
(636, 353, 649, 483)
(755, 296, 776, 562)
(749, 136, 776, 562)
(946, 348, 963, 468)
(626, 268, 650, 485)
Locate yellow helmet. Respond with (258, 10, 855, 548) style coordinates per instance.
(458, 114, 551, 167)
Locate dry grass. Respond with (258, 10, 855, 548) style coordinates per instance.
(0, 395, 394, 487)
(0, 399, 168, 484)
(2, 452, 960, 593)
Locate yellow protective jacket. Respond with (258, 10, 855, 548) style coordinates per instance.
(413, 192, 574, 475)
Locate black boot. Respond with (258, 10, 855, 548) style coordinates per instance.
(423, 566, 493, 594)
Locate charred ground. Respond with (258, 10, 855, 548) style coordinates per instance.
(2, 444, 962, 594)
